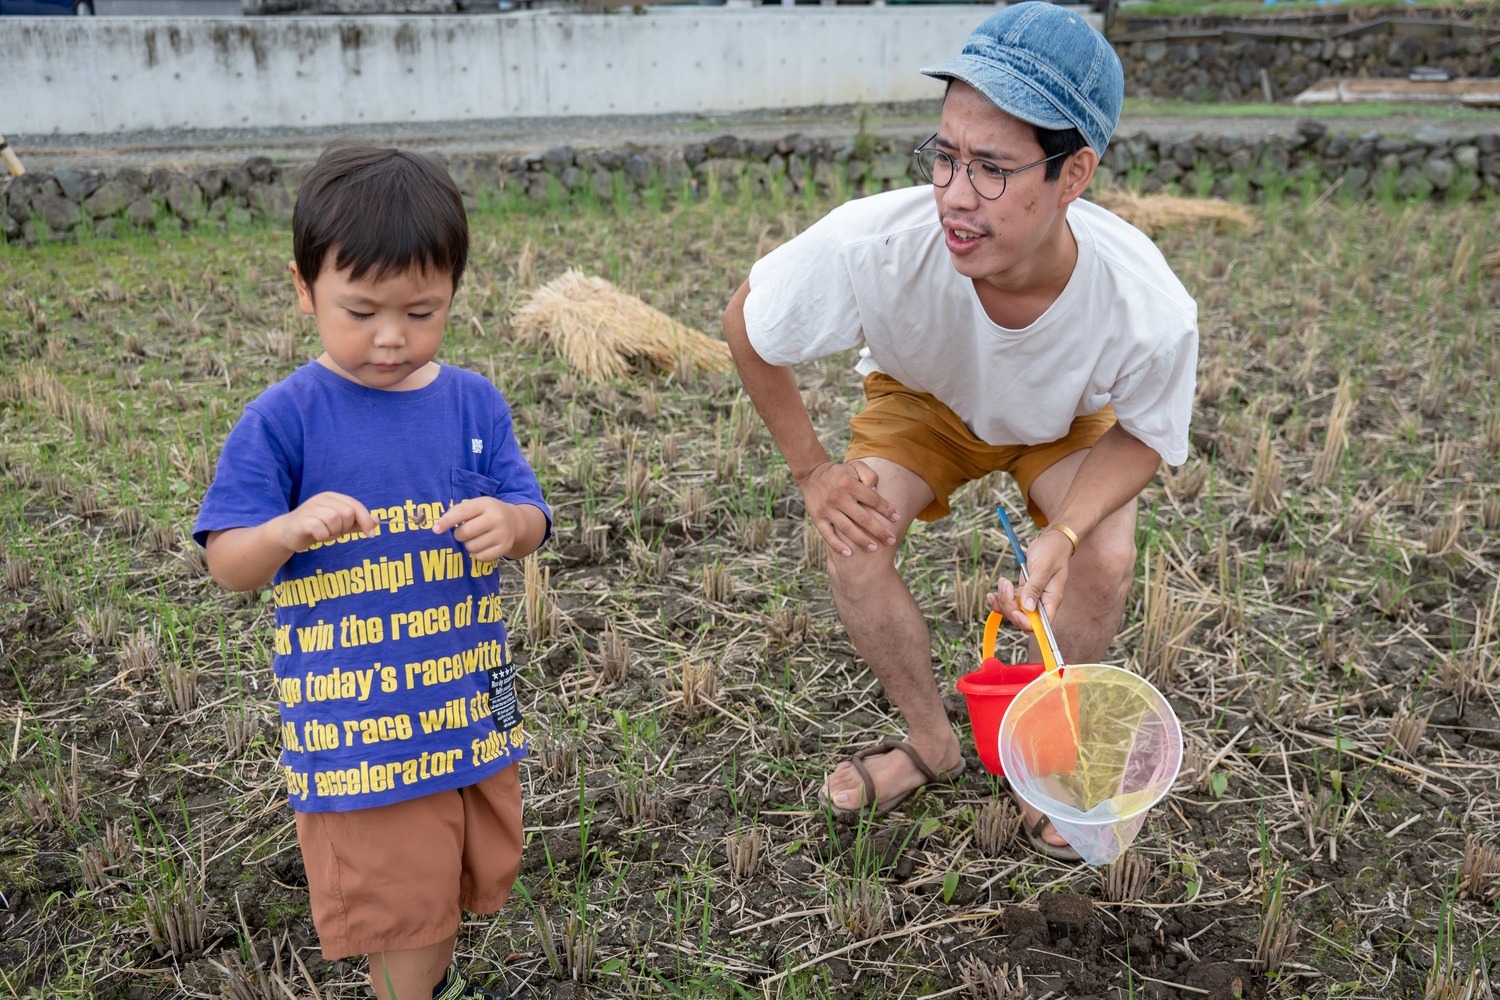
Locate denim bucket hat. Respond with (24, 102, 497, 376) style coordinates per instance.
(920, 2, 1124, 155)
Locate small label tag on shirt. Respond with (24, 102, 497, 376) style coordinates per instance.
(488, 657, 523, 735)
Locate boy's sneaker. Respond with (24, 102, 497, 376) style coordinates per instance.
(432, 964, 510, 1000)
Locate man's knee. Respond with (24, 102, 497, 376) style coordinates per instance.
(825, 543, 900, 591)
(1072, 525, 1136, 603)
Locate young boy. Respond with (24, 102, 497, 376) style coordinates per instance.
(195, 139, 549, 1000)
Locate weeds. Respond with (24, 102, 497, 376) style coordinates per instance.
(1100, 849, 1153, 904)
(14, 742, 80, 834)
(144, 861, 214, 958)
(676, 657, 718, 719)
(1459, 836, 1500, 904)
(828, 874, 888, 940)
(1425, 880, 1482, 1000)
(957, 956, 1027, 1000)
(723, 824, 766, 884)
(1253, 862, 1296, 976)
(973, 797, 1017, 856)
(522, 552, 559, 641)
(593, 624, 632, 685)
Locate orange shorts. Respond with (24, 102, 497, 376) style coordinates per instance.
(847, 372, 1117, 523)
(294, 764, 523, 960)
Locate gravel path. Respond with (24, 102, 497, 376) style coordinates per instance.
(12, 101, 1494, 172)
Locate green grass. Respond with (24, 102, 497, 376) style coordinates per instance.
(1117, 0, 1477, 18)
(1123, 96, 1500, 122)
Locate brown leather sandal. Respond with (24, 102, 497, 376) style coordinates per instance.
(1005, 779, 1083, 862)
(818, 738, 966, 819)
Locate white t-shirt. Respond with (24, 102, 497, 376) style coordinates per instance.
(743, 186, 1198, 466)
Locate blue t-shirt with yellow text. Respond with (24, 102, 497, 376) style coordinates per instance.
(194, 361, 550, 812)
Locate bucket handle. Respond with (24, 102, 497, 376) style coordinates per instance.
(982, 611, 1002, 662)
(983, 609, 1063, 674)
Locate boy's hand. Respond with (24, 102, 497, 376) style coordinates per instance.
(210, 491, 377, 592)
(433, 497, 527, 564)
(276, 492, 378, 553)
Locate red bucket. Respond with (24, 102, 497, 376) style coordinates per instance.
(958, 655, 1046, 776)
(957, 611, 1050, 776)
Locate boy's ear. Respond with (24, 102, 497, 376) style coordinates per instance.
(289, 261, 316, 316)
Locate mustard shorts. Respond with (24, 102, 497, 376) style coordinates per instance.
(294, 763, 522, 960)
(846, 372, 1117, 523)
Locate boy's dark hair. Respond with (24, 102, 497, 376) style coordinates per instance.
(1034, 125, 1090, 182)
(293, 138, 469, 294)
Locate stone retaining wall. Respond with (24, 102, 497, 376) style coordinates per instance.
(5, 125, 1499, 245)
(1113, 19, 1500, 103)
(1113, 4, 1495, 34)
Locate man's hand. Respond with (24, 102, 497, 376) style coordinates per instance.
(987, 527, 1074, 631)
(799, 459, 900, 558)
(274, 492, 378, 553)
(724, 281, 900, 558)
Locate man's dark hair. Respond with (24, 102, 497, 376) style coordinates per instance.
(293, 138, 469, 295)
(939, 82, 1093, 184)
(1033, 125, 1090, 182)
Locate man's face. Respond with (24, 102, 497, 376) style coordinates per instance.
(931, 81, 1082, 289)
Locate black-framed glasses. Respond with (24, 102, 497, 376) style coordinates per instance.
(913, 133, 1069, 201)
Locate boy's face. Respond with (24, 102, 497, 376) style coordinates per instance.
(291, 259, 455, 392)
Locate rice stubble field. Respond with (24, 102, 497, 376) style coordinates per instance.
(2, 166, 1498, 999)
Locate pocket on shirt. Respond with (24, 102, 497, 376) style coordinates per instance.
(451, 467, 503, 502)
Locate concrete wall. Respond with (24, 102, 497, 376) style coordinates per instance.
(0, 7, 1036, 135)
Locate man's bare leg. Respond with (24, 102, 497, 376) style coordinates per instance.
(1008, 448, 1139, 845)
(821, 457, 964, 812)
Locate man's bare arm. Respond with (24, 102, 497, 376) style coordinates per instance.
(722, 281, 898, 555)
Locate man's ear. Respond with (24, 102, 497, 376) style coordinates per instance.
(1059, 147, 1100, 205)
(289, 261, 316, 315)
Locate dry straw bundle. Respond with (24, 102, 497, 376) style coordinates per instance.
(1481, 248, 1500, 275)
(511, 269, 734, 381)
(1093, 190, 1258, 237)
